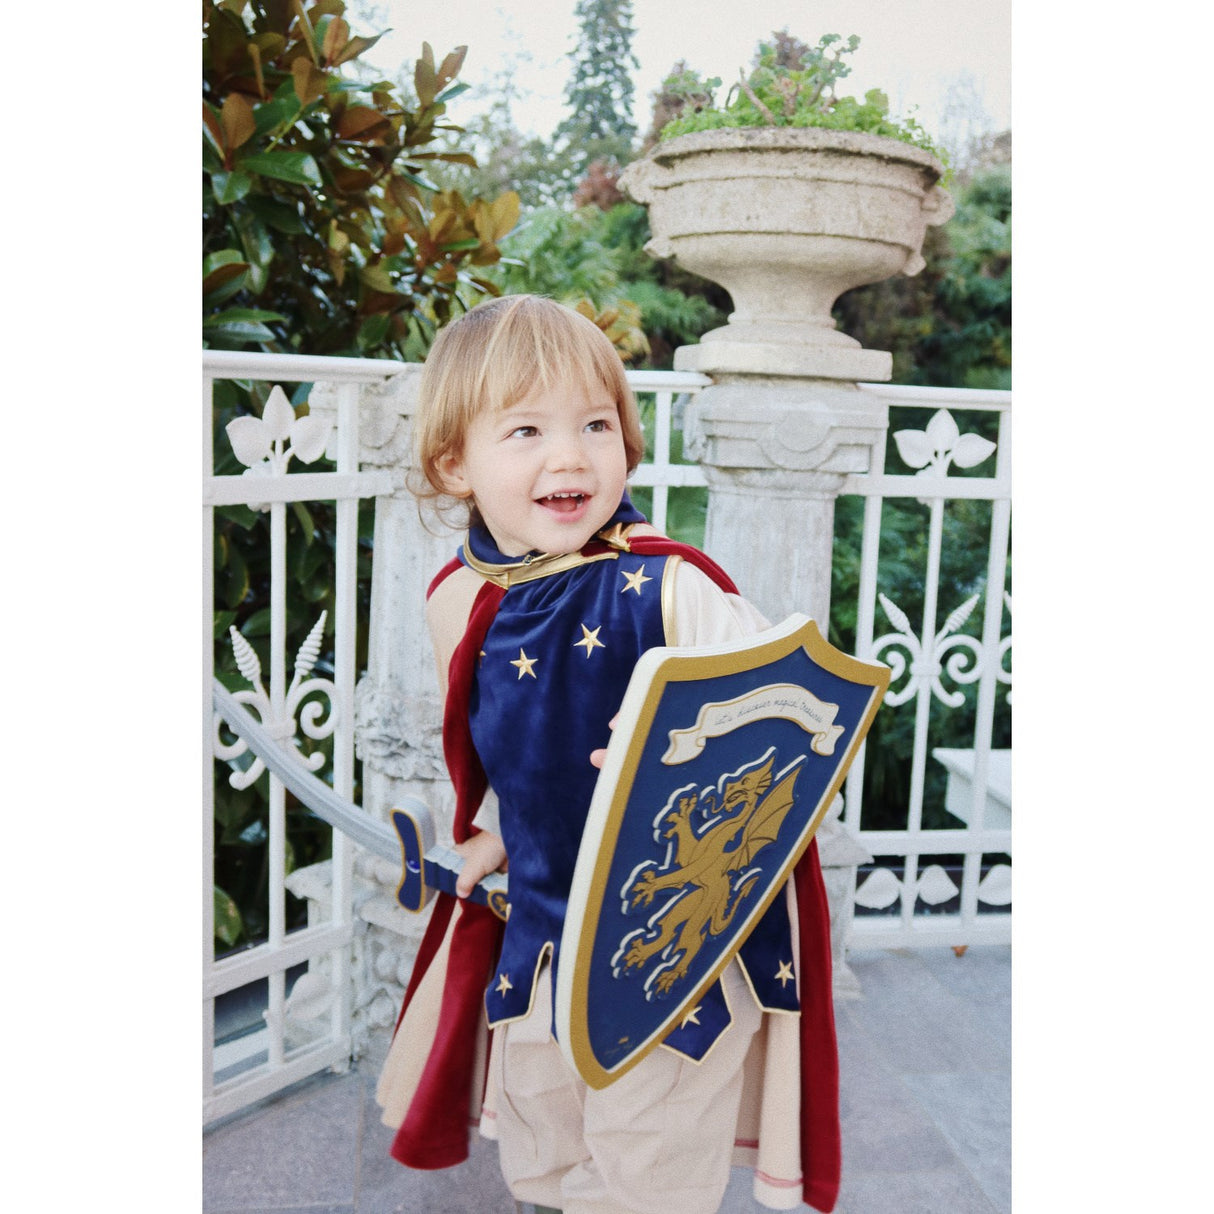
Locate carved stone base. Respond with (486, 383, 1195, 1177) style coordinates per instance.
(284, 854, 432, 1063)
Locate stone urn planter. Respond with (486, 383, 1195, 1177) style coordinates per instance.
(618, 127, 954, 381)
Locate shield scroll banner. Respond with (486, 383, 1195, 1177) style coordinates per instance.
(555, 613, 890, 1090)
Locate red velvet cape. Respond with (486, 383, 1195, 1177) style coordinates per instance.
(388, 536, 841, 1212)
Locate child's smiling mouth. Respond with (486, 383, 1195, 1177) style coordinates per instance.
(537, 491, 588, 515)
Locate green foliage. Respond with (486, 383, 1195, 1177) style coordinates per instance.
(442, 119, 574, 212)
(833, 162, 1011, 388)
(204, 2, 526, 952)
(202, 0, 520, 359)
(485, 202, 726, 369)
(213, 884, 244, 948)
(491, 207, 621, 301)
(554, 0, 640, 180)
(658, 32, 944, 160)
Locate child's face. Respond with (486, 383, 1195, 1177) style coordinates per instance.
(438, 378, 628, 557)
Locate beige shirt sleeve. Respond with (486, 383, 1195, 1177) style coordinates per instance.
(667, 558, 771, 646)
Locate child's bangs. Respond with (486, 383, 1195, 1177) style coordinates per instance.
(483, 302, 627, 414)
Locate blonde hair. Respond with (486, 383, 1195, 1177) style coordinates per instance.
(413, 295, 645, 517)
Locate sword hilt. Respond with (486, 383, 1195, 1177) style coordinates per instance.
(392, 803, 435, 913)
(391, 804, 509, 922)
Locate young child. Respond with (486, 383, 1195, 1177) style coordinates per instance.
(376, 295, 841, 1214)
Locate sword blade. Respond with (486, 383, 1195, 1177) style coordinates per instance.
(213, 679, 399, 862)
(213, 680, 509, 921)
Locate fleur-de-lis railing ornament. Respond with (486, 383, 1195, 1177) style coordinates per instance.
(214, 612, 338, 789)
(225, 385, 333, 510)
(874, 591, 985, 707)
(892, 409, 996, 478)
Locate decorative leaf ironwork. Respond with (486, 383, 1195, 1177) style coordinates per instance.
(229, 625, 264, 691)
(892, 409, 996, 477)
(224, 385, 334, 481)
(874, 591, 989, 708)
(216, 613, 337, 786)
(292, 610, 328, 688)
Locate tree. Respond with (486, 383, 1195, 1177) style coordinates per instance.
(554, 0, 640, 184)
(638, 59, 706, 154)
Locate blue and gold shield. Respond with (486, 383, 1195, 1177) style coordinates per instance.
(555, 614, 889, 1089)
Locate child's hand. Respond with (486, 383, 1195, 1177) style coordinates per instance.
(589, 714, 620, 769)
(453, 831, 508, 898)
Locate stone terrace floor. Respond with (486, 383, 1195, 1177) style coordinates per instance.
(203, 944, 1010, 1214)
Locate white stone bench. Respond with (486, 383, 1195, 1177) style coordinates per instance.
(932, 748, 1011, 831)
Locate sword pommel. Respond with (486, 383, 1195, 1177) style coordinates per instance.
(392, 802, 435, 913)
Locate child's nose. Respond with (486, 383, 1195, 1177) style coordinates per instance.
(546, 432, 587, 471)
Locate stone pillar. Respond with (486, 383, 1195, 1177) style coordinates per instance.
(345, 367, 454, 832)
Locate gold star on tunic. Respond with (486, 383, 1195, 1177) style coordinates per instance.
(496, 973, 513, 995)
(510, 649, 538, 679)
(574, 623, 605, 657)
(620, 565, 652, 595)
(775, 960, 795, 988)
(681, 1005, 702, 1027)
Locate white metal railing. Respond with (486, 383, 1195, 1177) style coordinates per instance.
(629, 377, 1012, 950)
(203, 350, 401, 1123)
(623, 369, 710, 533)
(842, 384, 1012, 948)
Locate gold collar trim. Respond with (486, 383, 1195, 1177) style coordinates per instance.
(463, 523, 637, 589)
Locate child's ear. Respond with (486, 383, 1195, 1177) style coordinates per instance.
(434, 449, 472, 499)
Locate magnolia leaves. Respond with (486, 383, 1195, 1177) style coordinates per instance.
(414, 42, 468, 109)
(203, 85, 323, 202)
(574, 298, 651, 364)
(203, 4, 517, 357)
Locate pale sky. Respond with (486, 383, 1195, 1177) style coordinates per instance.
(368, 0, 1011, 149)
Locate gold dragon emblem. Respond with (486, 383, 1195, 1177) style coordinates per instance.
(611, 748, 806, 997)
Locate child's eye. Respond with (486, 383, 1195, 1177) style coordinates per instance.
(508, 425, 538, 439)
(585, 418, 612, 433)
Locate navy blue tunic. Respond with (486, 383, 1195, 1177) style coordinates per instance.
(462, 516, 799, 1060)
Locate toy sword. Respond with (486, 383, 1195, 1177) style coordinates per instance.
(212, 679, 508, 921)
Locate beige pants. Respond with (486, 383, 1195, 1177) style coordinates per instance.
(489, 960, 762, 1214)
